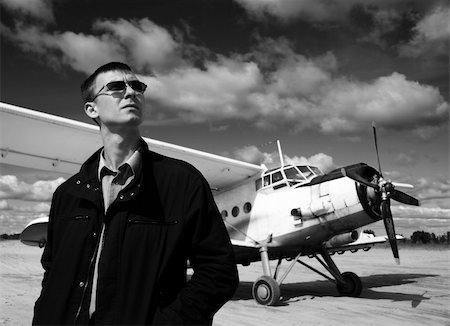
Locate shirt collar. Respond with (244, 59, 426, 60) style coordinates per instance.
(98, 146, 142, 181)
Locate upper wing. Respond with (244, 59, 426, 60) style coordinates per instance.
(0, 102, 263, 191)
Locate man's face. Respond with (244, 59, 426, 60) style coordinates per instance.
(89, 70, 146, 128)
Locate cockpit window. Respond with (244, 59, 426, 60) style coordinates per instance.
(284, 167, 305, 181)
(255, 165, 322, 191)
(309, 166, 323, 176)
(272, 171, 283, 183)
(298, 166, 313, 179)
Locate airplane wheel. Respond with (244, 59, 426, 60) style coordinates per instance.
(252, 276, 280, 306)
(336, 272, 362, 297)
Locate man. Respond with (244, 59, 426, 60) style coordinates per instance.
(33, 62, 239, 325)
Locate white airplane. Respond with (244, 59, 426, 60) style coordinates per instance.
(0, 102, 419, 305)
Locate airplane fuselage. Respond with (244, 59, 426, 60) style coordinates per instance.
(215, 166, 381, 261)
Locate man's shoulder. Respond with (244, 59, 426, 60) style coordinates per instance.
(52, 173, 83, 195)
(144, 149, 203, 179)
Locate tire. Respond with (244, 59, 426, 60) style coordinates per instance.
(336, 271, 362, 297)
(252, 276, 280, 306)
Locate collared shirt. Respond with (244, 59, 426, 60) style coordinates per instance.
(89, 147, 142, 317)
(97, 148, 142, 212)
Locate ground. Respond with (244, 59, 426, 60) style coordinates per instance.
(1, 241, 449, 325)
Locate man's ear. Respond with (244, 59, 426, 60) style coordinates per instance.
(84, 102, 99, 119)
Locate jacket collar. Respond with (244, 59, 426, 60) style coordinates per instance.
(77, 138, 151, 182)
(69, 139, 157, 203)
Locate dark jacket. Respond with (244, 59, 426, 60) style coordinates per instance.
(33, 140, 239, 325)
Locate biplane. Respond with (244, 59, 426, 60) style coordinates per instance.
(0, 102, 419, 305)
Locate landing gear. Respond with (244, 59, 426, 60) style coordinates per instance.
(252, 276, 280, 305)
(252, 245, 281, 305)
(336, 271, 362, 297)
(251, 245, 364, 305)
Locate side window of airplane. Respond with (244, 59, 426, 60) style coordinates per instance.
(263, 175, 270, 186)
(243, 202, 252, 213)
(221, 210, 228, 220)
(232, 206, 239, 217)
(255, 178, 262, 190)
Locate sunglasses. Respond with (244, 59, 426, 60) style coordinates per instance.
(91, 80, 147, 101)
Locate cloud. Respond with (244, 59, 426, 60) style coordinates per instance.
(394, 151, 419, 166)
(0, 212, 48, 234)
(0, 200, 10, 210)
(234, 0, 352, 22)
(392, 205, 450, 218)
(318, 72, 448, 134)
(286, 153, 336, 173)
(413, 176, 450, 209)
(0, 23, 126, 74)
(0, 18, 187, 74)
(354, 5, 420, 48)
(0, 200, 50, 213)
(147, 57, 264, 122)
(398, 5, 449, 58)
(0, 175, 65, 201)
(93, 18, 185, 73)
(231, 145, 268, 165)
(151, 56, 447, 136)
(1, 10, 447, 137)
(0, 0, 54, 22)
(226, 145, 336, 173)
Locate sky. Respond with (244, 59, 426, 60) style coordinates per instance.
(0, 0, 449, 235)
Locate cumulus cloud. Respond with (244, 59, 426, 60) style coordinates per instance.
(94, 18, 184, 73)
(398, 5, 449, 57)
(319, 72, 448, 133)
(0, 212, 48, 234)
(149, 50, 447, 136)
(413, 176, 450, 209)
(0, 199, 10, 210)
(0, 23, 125, 73)
(226, 144, 336, 173)
(394, 151, 420, 166)
(392, 205, 450, 218)
(0, 175, 65, 201)
(0, 18, 187, 74)
(231, 145, 268, 165)
(146, 57, 264, 122)
(1, 9, 447, 137)
(0, 0, 54, 22)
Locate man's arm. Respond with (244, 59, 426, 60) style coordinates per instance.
(33, 190, 58, 323)
(156, 173, 239, 325)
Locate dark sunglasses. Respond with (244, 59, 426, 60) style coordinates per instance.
(91, 80, 147, 101)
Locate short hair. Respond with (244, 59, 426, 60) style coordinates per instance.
(81, 62, 133, 103)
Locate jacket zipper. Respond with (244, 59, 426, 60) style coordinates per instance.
(74, 223, 104, 325)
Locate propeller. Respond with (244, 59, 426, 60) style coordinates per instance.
(372, 121, 383, 178)
(372, 122, 420, 264)
(342, 123, 420, 264)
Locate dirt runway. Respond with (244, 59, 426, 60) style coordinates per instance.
(1, 241, 449, 325)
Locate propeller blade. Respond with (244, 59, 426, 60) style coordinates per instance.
(341, 168, 379, 190)
(372, 122, 383, 178)
(392, 182, 414, 189)
(381, 199, 400, 264)
(392, 190, 420, 206)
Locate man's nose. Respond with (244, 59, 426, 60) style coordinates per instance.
(123, 83, 137, 97)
